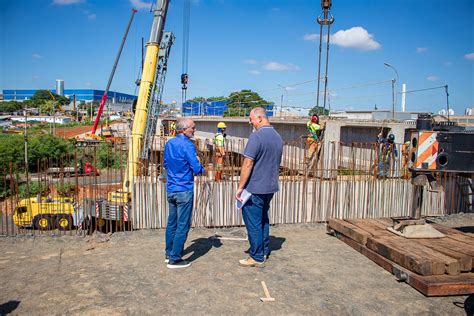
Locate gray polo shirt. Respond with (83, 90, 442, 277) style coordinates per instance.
(243, 126, 283, 194)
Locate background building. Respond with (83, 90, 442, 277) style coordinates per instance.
(2, 89, 136, 103)
(182, 101, 274, 116)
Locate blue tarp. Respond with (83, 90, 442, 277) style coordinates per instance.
(182, 101, 273, 116)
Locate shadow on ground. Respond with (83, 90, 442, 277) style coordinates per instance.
(244, 235, 286, 258)
(453, 294, 474, 316)
(183, 236, 222, 262)
(454, 226, 474, 234)
(0, 300, 20, 315)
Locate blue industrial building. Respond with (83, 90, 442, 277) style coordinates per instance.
(2, 89, 136, 103)
(182, 101, 274, 116)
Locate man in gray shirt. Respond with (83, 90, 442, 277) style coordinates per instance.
(236, 107, 283, 267)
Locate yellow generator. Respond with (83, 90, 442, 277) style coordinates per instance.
(12, 197, 80, 230)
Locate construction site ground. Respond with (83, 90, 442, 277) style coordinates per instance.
(1, 214, 473, 315)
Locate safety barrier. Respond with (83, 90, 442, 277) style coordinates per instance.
(0, 138, 470, 236)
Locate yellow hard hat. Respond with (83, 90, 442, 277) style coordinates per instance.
(217, 122, 226, 128)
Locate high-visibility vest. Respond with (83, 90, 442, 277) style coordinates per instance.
(215, 133, 225, 147)
(307, 121, 320, 140)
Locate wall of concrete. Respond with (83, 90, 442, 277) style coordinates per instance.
(193, 117, 415, 144)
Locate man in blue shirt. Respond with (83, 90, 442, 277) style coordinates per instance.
(236, 107, 283, 267)
(164, 117, 204, 269)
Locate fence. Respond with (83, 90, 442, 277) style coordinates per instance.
(0, 138, 471, 236)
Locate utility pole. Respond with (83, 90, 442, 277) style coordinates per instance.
(316, 0, 334, 113)
(23, 107, 29, 196)
(384, 62, 399, 120)
(445, 85, 450, 122)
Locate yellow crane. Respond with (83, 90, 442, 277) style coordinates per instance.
(83, 1, 172, 231)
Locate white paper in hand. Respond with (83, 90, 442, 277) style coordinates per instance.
(235, 189, 252, 209)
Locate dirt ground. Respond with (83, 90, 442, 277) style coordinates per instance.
(1, 216, 473, 315)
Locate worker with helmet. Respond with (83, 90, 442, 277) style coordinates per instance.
(170, 121, 177, 137)
(214, 122, 227, 181)
(377, 132, 398, 178)
(306, 115, 322, 169)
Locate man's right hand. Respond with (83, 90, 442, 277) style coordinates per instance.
(236, 188, 244, 201)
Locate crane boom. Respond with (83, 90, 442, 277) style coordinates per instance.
(109, 0, 170, 203)
(91, 8, 138, 135)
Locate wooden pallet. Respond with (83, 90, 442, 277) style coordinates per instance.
(328, 218, 474, 296)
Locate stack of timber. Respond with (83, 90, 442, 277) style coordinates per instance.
(328, 218, 474, 296)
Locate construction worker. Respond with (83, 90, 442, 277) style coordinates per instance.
(377, 133, 398, 178)
(214, 122, 227, 181)
(169, 121, 176, 137)
(306, 115, 321, 168)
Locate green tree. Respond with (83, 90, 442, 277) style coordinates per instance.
(223, 90, 273, 117)
(38, 100, 55, 115)
(206, 96, 227, 102)
(86, 101, 99, 119)
(186, 97, 206, 102)
(309, 106, 329, 116)
(31, 90, 70, 106)
(0, 101, 23, 113)
(96, 142, 124, 169)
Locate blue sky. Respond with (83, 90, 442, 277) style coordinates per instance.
(1, 0, 473, 115)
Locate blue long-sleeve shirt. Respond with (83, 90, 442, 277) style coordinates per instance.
(164, 134, 204, 192)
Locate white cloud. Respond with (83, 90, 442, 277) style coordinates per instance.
(130, 0, 152, 10)
(263, 62, 300, 71)
(285, 86, 296, 91)
(465, 53, 474, 60)
(52, 0, 84, 5)
(303, 33, 319, 41)
(249, 70, 261, 75)
(331, 26, 381, 51)
(444, 61, 453, 66)
(88, 13, 96, 19)
(84, 82, 92, 86)
(32, 53, 42, 59)
(426, 76, 439, 81)
(417, 47, 428, 53)
(244, 59, 258, 65)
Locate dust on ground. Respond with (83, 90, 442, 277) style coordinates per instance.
(1, 215, 473, 315)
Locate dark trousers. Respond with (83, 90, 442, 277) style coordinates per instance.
(242, 193, 274, 262)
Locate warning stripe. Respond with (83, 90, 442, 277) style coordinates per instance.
(415, 131, 438, 169)
(123, 204, 129, 222)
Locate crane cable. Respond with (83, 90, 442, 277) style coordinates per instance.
(181, 0, 191, 109)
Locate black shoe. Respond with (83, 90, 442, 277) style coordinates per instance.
(164, 255, 170, 263)
(167, 259, 192, 269)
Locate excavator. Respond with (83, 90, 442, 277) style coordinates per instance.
(83, 0, 174, 231)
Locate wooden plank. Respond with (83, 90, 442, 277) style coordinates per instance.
(431, 224, 474, 245)
(432, 238, 474, 258)
(335, 232, 393, 273)
(340, 219, 462, 275)
(334, 232, 474, 296)
(419, 240, 472, 272)
(345, 219, 393, 237)
(328, 219, 371, 245)
(366, 236, 445, 276)
(421, 274, 474, 296)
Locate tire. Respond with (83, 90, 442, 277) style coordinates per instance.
(56, 215, 72, 231)
(34, 215, 52, 230)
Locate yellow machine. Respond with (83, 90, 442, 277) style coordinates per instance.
(13, 197, 78, 230)
(80, 1, 172, 233)
(108, 0, 170, 204)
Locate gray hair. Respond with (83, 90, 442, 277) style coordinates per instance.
(176, 117, 191, 133)
(251, 107, 267, 118)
